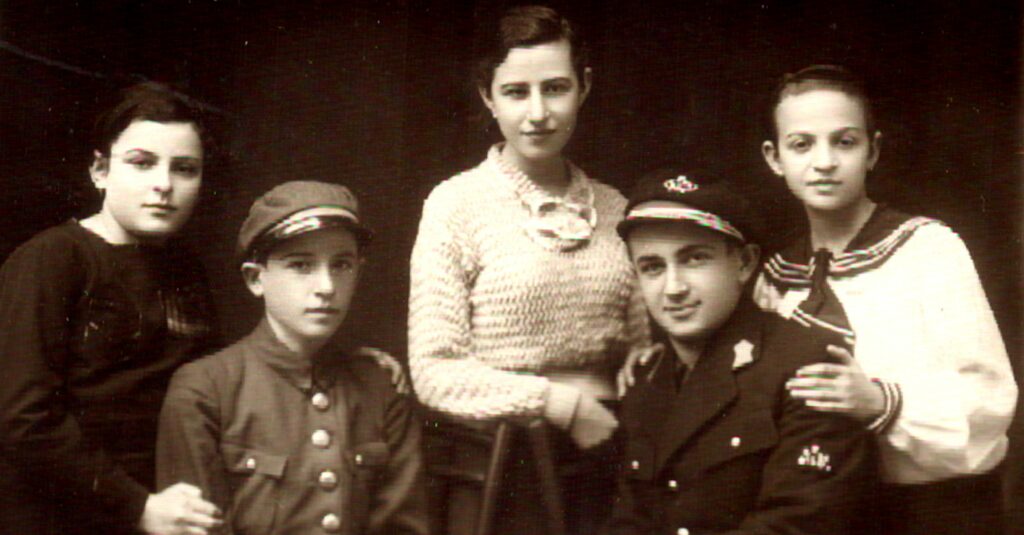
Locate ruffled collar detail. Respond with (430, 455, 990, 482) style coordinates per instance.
(487, 144, 597, 252)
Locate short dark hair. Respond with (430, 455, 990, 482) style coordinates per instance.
(92, 81, 210, 157)
(473, 5, 588, 95)
(765, 64, 877, 143)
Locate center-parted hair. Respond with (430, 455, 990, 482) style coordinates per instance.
(765, 65, 877, 143)
(472, 5, 589, 95)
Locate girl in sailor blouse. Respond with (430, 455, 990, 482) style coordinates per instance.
(756, 64, 1016, 535)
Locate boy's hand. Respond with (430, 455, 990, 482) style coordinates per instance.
(616, 344, 664, 398)
(785, 345, 885, 422)
(139, 482, 222, 535)
(356, 347, 411, 394)
(569, 393, 618, 450)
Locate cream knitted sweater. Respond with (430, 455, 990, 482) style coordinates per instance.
(409, 147, 649, 425)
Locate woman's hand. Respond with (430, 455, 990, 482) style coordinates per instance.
(785, 345, 885, 423)
(139, 482, 222, 535)
(616, 344, 664, 398)
(356, 347, 411, 395)
(569, 393, 618, 450)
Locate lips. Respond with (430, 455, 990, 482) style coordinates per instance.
(306, 307, 340, 315)
(523, 129, 556, 138)
(143, 203, 177, 212)
(664, 303, 699, 320)
(807, 180, 841, 186)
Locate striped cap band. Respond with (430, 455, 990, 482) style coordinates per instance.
(625, 205, 744, 242)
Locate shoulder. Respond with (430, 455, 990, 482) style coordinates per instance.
(588, 177, 628, 213)
(169, 341, 245, 393)
(0, 222, 99, 292)
(755, 311, 841, 374)
(423, 164, 498, 211)
(4, 222, 92, 266)
(343, 353, 397, 392)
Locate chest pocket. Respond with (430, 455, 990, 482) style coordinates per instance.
(73, 286, 145, 370)
(677, 409, 778, 482)
(221, 443, 288, 534)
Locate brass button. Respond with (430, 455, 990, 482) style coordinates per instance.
(354, 453, 364, 466)
(311, 392, 330, 411)
(730, 436, 742, 448)
(312, 429, 332, 448)
(321, 513, 341, 532)
(677, 528, 690, 535)
(244, 457, 257, 470)
(318, 470, 339, 490)
(630, 460, 640, 471)
(667, 479, 679, 491)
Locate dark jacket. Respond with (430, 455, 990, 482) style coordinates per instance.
(610, 302, 876, 535)
(157, 320, 428, 535)
(0, 221, 216, 534)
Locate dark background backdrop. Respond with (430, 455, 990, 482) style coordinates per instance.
(2, 0, 1021, 526)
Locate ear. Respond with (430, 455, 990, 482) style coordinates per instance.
(478, 85, 496, 118)
(241, 262, 266, 298)
(578, 66, 593, 106)
(89, 150, 109, 190)
(867, 131, 883, 171)
(761, 141, 784, 177)
(737, 243, 762, 285)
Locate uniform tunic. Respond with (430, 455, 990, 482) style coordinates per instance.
(610, 302, 876, 535)
(0, 221, 217, 534)
(157, 320, 428, 535)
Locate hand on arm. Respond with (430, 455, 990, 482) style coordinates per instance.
(616, 344, 664, 398)
(356, 347, 410, 395)
(785, 345, 886, 423)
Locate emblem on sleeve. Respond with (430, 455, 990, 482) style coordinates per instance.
(732, 339, 755, 370)
(797, 444, 832, 472)
(663, 175, 699, 194)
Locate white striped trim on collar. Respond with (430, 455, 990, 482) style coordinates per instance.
(626, 205, 744, 242)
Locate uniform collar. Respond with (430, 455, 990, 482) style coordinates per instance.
(246, 319, 342, 393)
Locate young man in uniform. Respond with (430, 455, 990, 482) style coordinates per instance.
(610, 169, 875, 535)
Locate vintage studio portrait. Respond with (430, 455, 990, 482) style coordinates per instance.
(0, 1, 1020, 534)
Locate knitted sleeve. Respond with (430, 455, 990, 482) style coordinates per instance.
(408, 180, 572, 422)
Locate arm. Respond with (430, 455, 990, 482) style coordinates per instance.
(0, 234, 149, 528)
(156, 363, 231, 532)
(408, 185, 578, 426)
(368, 389, 429, 535)
(881, 225, 1016, 478)
(724, 387, 875, 535)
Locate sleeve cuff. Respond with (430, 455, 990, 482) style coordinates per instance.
(867, 379, 902, 434)
(543, 382, 582, 430)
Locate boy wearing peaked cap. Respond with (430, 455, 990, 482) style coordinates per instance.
(609, 169, 875, 535)
(156, 181, 428, 535)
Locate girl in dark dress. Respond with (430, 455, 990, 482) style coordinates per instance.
(0, 82, 224, 535)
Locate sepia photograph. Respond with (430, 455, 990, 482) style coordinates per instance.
(0, 1, 1020, 533)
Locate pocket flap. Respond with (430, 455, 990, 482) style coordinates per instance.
(350, 441, 389, 468)
(221, 443, 288, 478)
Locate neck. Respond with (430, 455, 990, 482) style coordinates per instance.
(668, 337, 704, 370)
(806, 199, 877, 254)
(80, 211, 139, 245)
(501, 145, 569, 195)
(266, 315, 328, 359)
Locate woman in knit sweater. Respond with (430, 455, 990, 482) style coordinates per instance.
(408, 6, 648, 533)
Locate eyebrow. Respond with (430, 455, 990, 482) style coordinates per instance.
(786, 126, 864, 137)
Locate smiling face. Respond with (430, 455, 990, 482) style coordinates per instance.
(243, 227, 361, 355)
(91, 120, 203, 244)
(762, 89, 880, 215)
(480, 39, 590, 170)
(628, 222, 758, 351)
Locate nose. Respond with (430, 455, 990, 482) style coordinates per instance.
(312, 265, 336, 298)
(663, 266, 689, 300)
(528, 92, 548, 123)
(152, 165, 173, 195)
(811, 144, 838, 172)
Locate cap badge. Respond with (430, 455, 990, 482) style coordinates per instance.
(732, 339, 756, 370)
(663, 175, 699, 195)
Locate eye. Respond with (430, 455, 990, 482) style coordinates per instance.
(542, 80, 572, 95)
(172, 160, 202, 177)
(682, 251, 714, 266)
(837, 136, 858, 148)
(124, 155, 157, 170)
(330, 259, 356, 274)
(635, 260, 665, 277)
(788, 138, 811, 153)
(500, 85, 529, 99)
(286, 260, 313, 273)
